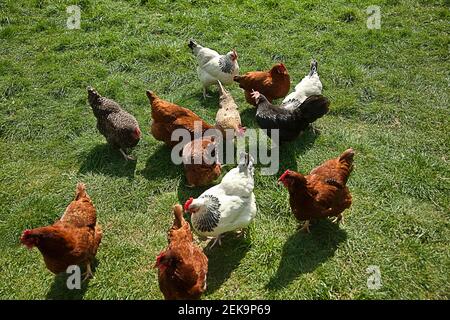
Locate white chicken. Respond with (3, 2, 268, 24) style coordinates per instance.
(281, 59, 323, 111)
(188, 39, 240, 99)
(184, 152, 256, 248)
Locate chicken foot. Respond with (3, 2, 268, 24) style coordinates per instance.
(82, 262, 93, 281)
(236, 228, 247, 238)
(332, 214, 344, 224)
(309, 125, 321, 136)
(208, 234, 223, 249)
(119, 148, 135, 161)
(195, 234, 208, 245)
(203, 87, 212, 99)
(297, 220, 311, 233)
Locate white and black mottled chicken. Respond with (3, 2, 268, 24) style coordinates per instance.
(184, 152, 256, 248)
(281, 59, 323, 111)
(188, 39, 239, 99)
(87, 87, 141, 160)
(251, 89, 329, 142)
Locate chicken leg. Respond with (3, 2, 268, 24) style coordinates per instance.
(209, 234, 223, 249)
(297, 220, 311, 233)
(332, 213, 344, 224)
(119, 148, 135, 161)
(196, 234, 208, 245)
(236, 228, 247, 238)
(82, 262, 93, 281)
(203, 87, 212, 99)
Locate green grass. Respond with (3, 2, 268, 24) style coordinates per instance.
(0, 0, 449, 300)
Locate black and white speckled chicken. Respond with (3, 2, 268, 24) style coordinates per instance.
(251, 90, 329, 142)
(184, 152, 257, 248)
(87, 87, 141, 160)
(188, 40, 239, 99)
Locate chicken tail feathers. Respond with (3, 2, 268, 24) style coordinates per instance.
(297, 95, 329, 123)
(75, 182, 87, 200)
(309, 59, 318, 76)
(188, 39, 198, 52)
(172, 204, 185, 229)
(339, 148, 355, 166)
(217, 80, 226, 95)
(146, 90, 158, 105)
(238, 152, 254, 174)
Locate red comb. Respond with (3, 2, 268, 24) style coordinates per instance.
(20, 229, 34, 247)
(154, 251, 165, 268)
(20, 229, 31, 239)
(238, 126, 246, 136)
(184, 197, 194, 211)
(278, 170, 291, 182)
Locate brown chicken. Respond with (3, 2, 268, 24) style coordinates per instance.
(155, 204, 208, 300)
(215, 80, 245, 138)
(146, 90, 215, 148)
(182, 136, 221, 187)
(278, 149, 354, 232)
(233, 63, 290, 106)
(20, 183, 102, 280)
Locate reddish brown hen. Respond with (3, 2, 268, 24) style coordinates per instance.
(182, 136, 221, 187)
(155, 204, 208, 300)
(233, 63, 290, 106)
(278, 149, 354, 232)
(20, 183, 102, 280)
(146, 90, 214, 148)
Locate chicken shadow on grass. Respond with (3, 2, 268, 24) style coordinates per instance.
(176, 179, 209, 205)
(45, 259, 99, 300)
(183, 90, 219, 109)
(188, 89, 219, 110)
(78, 144, 137, 179)
(266, 126, 320, 177)
(140, 144, 183, 181)
(266, 220, 347, 291)
(204, 233, 251, 295)
(200, 92, 220, 109)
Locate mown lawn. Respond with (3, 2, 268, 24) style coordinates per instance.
(0, 0, 449, 299)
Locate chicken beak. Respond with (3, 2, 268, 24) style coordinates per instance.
(277, 178, 287, 187)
